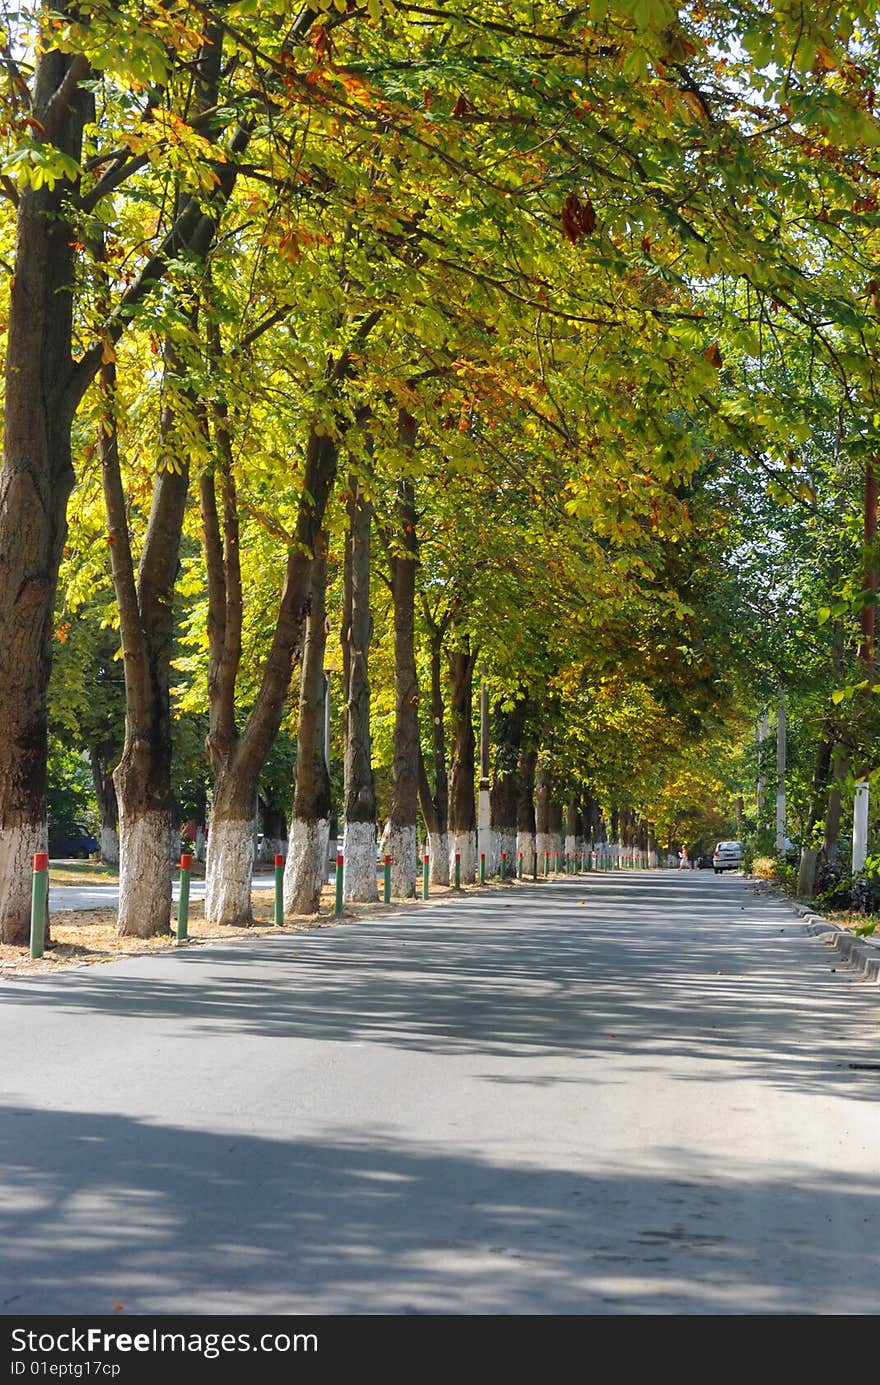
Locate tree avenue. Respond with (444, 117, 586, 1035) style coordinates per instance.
(2, 1, 880, 940)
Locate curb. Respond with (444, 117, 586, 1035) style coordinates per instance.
(768, 888, 880, 984)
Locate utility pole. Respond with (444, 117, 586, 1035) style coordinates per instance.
(478, 675, 490, 867)
(756, 707, 768, 824)
(775, 688, 786, 852)
(852, 458, 877, 875)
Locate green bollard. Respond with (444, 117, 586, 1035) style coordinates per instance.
(544, 851, 550, 877)
(479, 852, 486, 885)
(274, 853, 284, 925)
(383, 853, 391, 904)
(30, 852, 48, 959)
(422, 852, 429, 899)
(454, 851, 461, 889)
(501, 851, 507, 879)
(335, 853, 344, 915)
(177, 853, 191, 942)
(517, 851, 523, 880)
(554, 851, 560, 875)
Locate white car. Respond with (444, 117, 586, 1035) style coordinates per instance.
(713, 840, 742, 874)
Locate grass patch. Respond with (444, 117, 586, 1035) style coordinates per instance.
(49, 860, 119, 885)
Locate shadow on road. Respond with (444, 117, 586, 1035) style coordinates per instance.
(2, 876, 876, 1099)
(2, 1103, 879, 1315)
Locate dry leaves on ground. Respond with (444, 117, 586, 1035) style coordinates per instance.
(0, 878, 519, 977)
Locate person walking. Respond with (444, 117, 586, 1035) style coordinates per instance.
(678, 846, 690, 870)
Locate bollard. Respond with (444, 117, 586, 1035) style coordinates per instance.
(422, 852, 429, 899)
(30, 852, 49, 959)
(554, 851, 560, 874)
(544, 850, 550, 877)
(479, 852, 486, 885)
(335, 853, 344, 915)
(454, 851, 461, 889)
(517, 851, 523, 880)
(177, 853, 191, 942)
(501, 851, 507, 879)
(383, 853, 391, 904)
(274, 853, 284, 925)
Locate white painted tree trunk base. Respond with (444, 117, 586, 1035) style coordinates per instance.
(383, 823, 416, 898)
(853, 781, 869, 874)
(343, 820, 378, 902)
(427, 831, 449, 885)
(535, 832, 556, 873)
(496, 828, 516, 876)
(0, 823, 46, 944)
(564, 833, 578, 864)
(263, 836, 286, 864)
(205, 818, 255, 926)
(100, 826, 119, 867)
(516, 831, 535, 876)
(285, 818, 330, 915)
(117, 811, 172, 937)
(449, 832, 475, 885)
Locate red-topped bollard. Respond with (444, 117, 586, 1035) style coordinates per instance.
(274, 853, 284, 925)
(30, 852, 49, 959)
(335, 853, 344, 915)
(177, 853, 192, 941)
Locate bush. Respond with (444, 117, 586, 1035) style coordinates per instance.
(850, 852, 880, 915)
(774, 858, 797, 894)
(751, 856, 777, 880)
(815, 859, 847, 906)
(741, 826, 777, 873)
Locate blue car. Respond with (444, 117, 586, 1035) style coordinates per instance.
(48, 824, 98, 859)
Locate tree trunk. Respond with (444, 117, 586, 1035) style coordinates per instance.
(516, 747, 537, 875)
(549, 797, 564, 868)
(0, 10, 262, 939)
(490, 699, 527, 877)
(0, 48, 90, 943)
(797, 734, 833, 897)
(382, 441, 420, 898)
(535, 760, 555, 870)
(565, 800, 585, 866)
(448, 642, 477, 883)
(203, 421, 339, 923)
(821, 620, 847, 872)
(110, 373, 190, 937)
(259, 798, 287, 864)
(822, 751, 846, 868)
(417, 629, 450, 884)
(284, 545, 332, 915)
(342, 475, 378, 902)
(90, 751, 119, 866)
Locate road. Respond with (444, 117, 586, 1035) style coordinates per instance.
(2, 869, 880, 1316)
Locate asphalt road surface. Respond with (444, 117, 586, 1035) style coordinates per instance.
(2, 870, 880, 1315)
